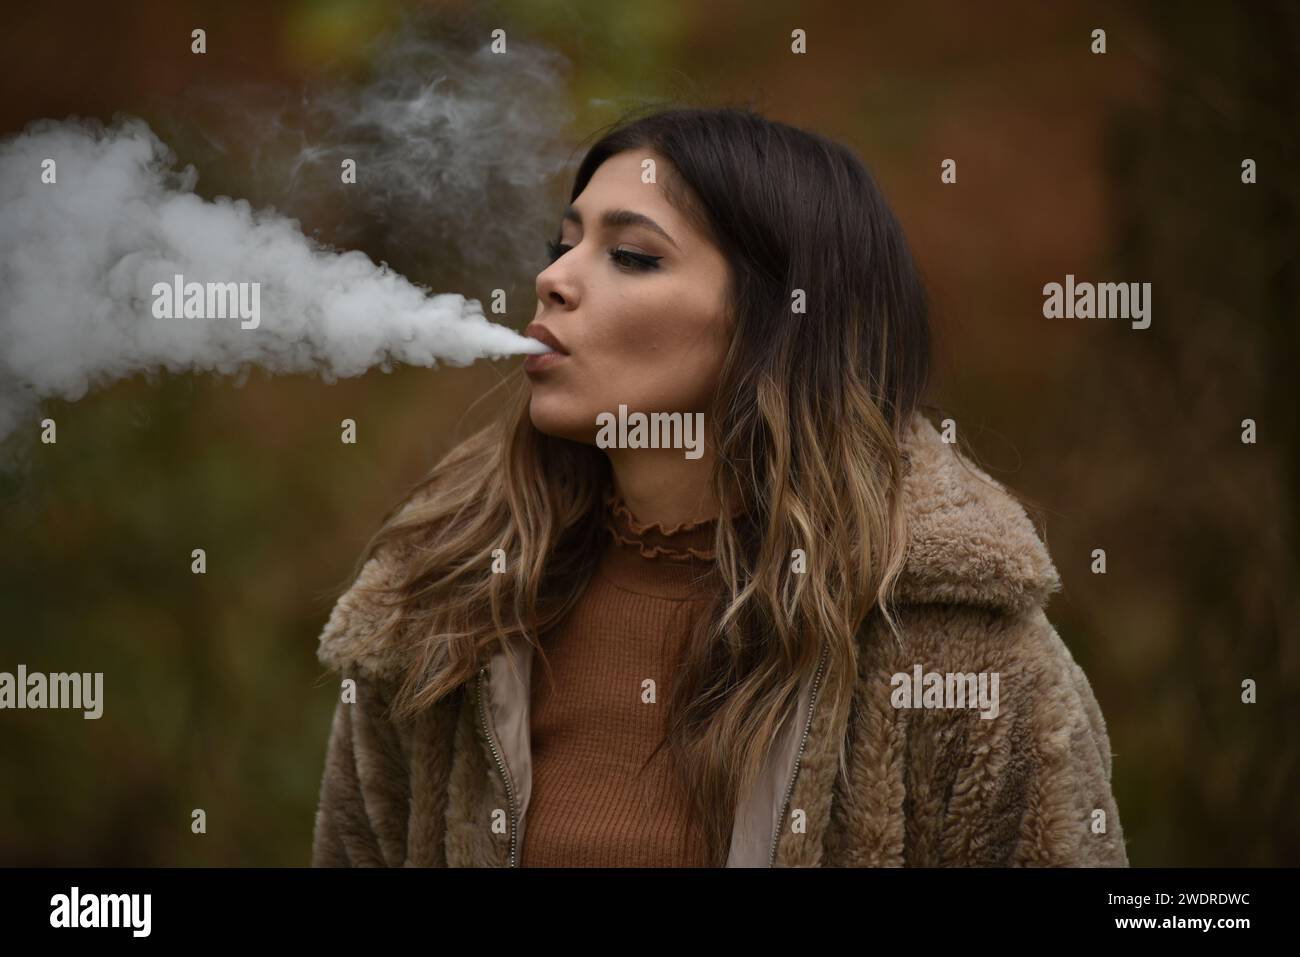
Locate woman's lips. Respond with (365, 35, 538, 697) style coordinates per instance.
(523, 350, 569, 374)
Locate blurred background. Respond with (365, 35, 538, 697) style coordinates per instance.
(0, 0, 1295, 865)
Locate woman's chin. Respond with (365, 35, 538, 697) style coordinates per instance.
(527, 399, 588, 444)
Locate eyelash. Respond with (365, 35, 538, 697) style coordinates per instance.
(545, 238, 663, 271)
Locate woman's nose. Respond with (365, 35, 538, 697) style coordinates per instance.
(536, 260, 577, 308)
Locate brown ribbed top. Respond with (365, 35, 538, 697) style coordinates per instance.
(520, 485, 727, 867)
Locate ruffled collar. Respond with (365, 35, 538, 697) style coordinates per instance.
(601, 484, 720, 561)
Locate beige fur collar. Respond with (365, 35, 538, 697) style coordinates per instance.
(317, 411, 1060, 677)
(892, 411, 1061, 612)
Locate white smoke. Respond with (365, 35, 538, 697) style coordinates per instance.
(0, 114, 552, 445)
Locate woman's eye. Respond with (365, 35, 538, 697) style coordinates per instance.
(610, 247, 663, 271)
(545, 237, 662, 271)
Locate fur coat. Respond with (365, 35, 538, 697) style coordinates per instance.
(310, 412, 1129, 867)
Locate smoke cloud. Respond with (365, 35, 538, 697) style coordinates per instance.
(0, 24, 574, 447)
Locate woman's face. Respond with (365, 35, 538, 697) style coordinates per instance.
(525, 149, 732, 446)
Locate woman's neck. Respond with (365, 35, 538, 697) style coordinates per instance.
(605, 445, 722, 528)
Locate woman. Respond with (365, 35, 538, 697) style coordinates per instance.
(311, 106, 1128, 867)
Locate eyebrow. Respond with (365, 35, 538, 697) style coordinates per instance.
(562, 204, 680, 250)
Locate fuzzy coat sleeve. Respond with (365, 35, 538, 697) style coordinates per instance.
(311, 669, 413, 867)
(1018, 617, 1130, 866)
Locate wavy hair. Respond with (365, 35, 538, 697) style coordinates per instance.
(338, 105, 932, 864)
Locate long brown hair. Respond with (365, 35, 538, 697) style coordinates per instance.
(338, 105, 932, 864)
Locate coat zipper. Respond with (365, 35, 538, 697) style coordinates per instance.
(768, 641, 830, 867)
(476, 664, 519, 867)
